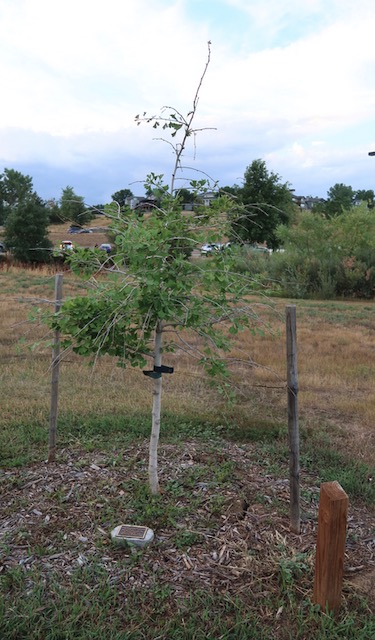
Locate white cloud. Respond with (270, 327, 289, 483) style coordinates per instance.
(1, 0, 375, 199)
(0, 0, 209, 134)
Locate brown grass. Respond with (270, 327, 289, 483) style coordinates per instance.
(1, 267, 374, 466)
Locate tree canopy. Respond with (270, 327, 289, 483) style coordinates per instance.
(4, 194, 52, 263)
(60, 185, 92, 225)
(324, 183, 355, 217)
(45, 198, 62, 224)
(0, 168, 34, 224)
(231, 159, 295, 249)
(355, 189, 374, 203)
(174, 187, 195, 203)
(111, 189, 133, 208)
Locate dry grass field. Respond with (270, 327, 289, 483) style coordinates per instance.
(0, 264, 374, 466)
(1, 264, 374, 639)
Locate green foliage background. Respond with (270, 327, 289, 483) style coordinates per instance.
(265, 204, 375, 299)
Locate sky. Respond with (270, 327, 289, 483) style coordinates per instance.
(1, 0, 375, 205)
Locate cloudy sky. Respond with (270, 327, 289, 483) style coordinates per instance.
(1, 0, 375, 205)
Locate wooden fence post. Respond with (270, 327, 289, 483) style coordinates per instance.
(313, 481, 349, 612)
(48, 273, 63, 463)
(286, 305, 300, 533)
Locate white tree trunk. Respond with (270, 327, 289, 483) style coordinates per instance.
(149, 320, 163, 494)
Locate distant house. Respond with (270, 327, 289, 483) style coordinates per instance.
(124, 191, 217, 212)
(305, 197, 326, 210)
(291, 195, 306, 208)
(198, 191, 217, 207)
(125, 196, 158, 212)
(181, 193, 217, 210)
(134, 196, 159, 212)
(292, 195, 326, 210)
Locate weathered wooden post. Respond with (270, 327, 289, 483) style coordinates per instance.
(286, 305, 300, 533)
(313, 481, 349, 612)
(48, 273, 63, 463)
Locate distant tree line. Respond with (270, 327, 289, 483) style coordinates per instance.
(220, 162, 375, 249)
(312, 183, 374, 217)
(1, 162, 374, 263)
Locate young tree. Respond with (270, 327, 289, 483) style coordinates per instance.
(232, 159, 295, 249)
(60, 186, 92, 225)
(49, 44, 260, 494)
(5, 193, 52, 263)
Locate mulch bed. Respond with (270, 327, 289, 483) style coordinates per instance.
(1, 440, 374, 611)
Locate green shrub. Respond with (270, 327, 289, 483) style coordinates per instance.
(229, 244, 271, 276)
(269, 206, 375, 299)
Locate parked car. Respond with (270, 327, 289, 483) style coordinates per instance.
(78, 228, 93, 234)
(59, 240, 74, 251)
(248, 244, 272, 255)
(201, 242, 231, 256)
(67, 225, 82, 234)
(52, 240, 75, 261)
(98, 243, 112, 254)
(201, 243, 220, 256)
(0, 242, 7, 259)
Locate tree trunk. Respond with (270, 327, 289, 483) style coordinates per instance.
(149, 320, 163, 494)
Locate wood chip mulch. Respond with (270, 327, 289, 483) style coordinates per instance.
(1, 440, 374, 610)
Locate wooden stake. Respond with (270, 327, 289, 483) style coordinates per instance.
(48, 273, 63, 463)
(286, 305, 300, 533)
(313, 481, 349, 612)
